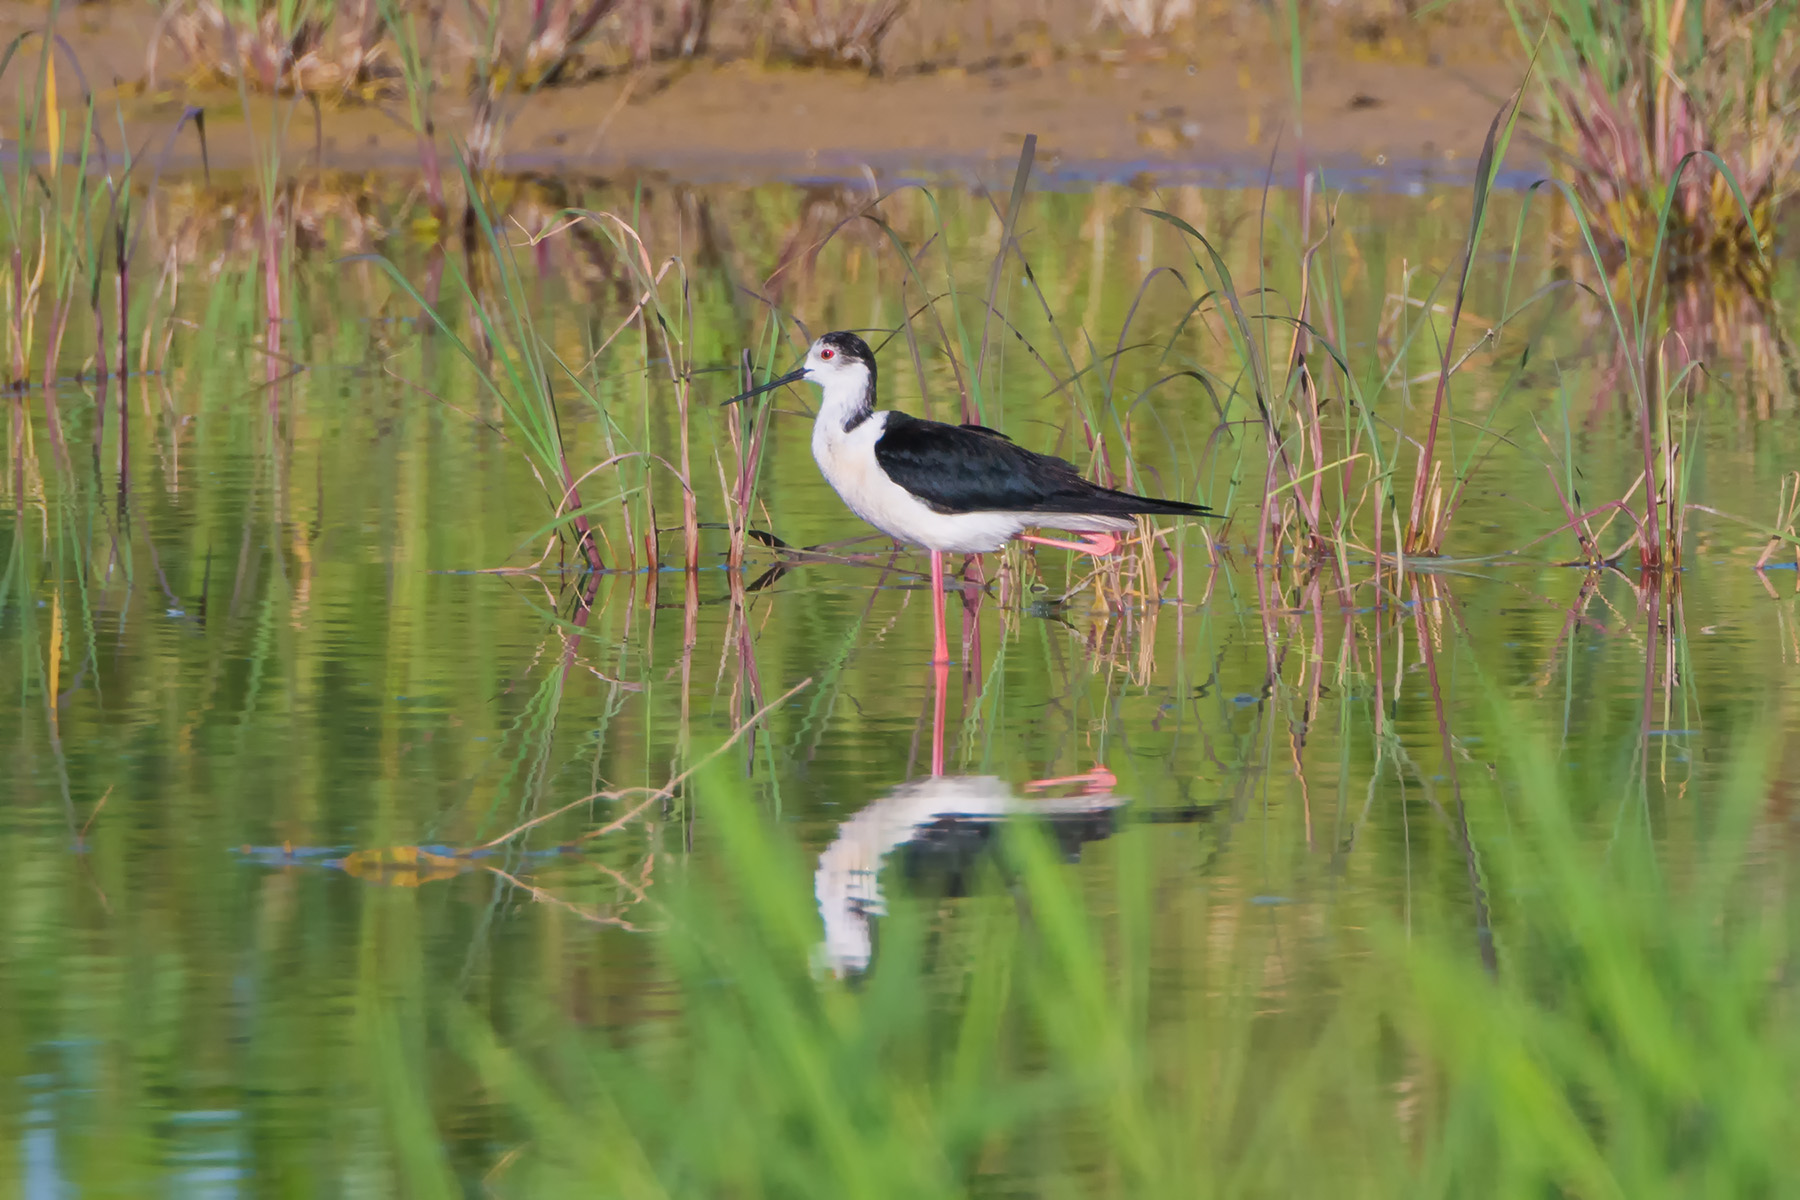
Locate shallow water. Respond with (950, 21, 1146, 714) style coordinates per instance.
(2, 168, 1798, 1192)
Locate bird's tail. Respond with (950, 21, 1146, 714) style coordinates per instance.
(1082, 485, 1216, 518)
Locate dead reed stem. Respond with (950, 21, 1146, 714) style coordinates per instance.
(1753, 472, 1800, 570)
(39, 299, 66, 460)
(559, 452, 606, 575)
(676, 285, 698, 574)
(263, 216, 281, 418)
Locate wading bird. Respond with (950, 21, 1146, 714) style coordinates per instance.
(725, 331, 1213, 664)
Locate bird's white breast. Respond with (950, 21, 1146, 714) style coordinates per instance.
(812, 410, 1024, 553)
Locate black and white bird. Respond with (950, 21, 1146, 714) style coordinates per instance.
(725, 331, 1214, 663)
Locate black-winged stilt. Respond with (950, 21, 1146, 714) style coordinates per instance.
(725, 331, 1214, 664)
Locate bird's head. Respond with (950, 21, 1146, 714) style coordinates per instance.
(802, 331, 875, 388)
(723, 330, 877, 417)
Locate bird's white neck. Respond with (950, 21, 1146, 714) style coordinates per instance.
(815, 364, 876, 434)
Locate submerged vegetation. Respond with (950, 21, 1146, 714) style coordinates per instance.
(1, 1, 1799, 1194)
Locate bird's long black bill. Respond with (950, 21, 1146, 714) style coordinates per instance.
(722, 368, 805, 406)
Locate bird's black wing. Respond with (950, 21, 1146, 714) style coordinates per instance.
(957, 423, 1017, 443)
(874, 412, 1213, 517)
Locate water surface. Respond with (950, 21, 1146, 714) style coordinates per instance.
(2, 169, 1797, 1193)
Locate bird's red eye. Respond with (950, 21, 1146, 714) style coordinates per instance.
(820, 347, 835, 360)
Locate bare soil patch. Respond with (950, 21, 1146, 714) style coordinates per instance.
(0, 1, 1526, 180)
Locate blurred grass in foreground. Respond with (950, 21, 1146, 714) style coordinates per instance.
(461, 704, 1794, 1199)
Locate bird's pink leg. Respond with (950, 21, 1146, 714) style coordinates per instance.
(929, 658, 948, 777)
(1017, 531, 1121, 557)
(1024, 764, 1119, 795)
(928, 549, 950, 665)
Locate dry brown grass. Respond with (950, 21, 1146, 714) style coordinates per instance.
(148, 0, 719, 99)
(770, 0, 906, 68)
(152, 0, 402, 98)
(140, 0, 1502, 102)
(1519, 0, 1800, 297)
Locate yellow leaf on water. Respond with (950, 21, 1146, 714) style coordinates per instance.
(338, 845, 472, 887)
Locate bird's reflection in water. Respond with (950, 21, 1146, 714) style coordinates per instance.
(814, 767, 1127, 976)
(810, 580, 1219, 975)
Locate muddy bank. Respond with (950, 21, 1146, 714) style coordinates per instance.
(3, 1, 1529, 183)
(460, 50, 1527, 183)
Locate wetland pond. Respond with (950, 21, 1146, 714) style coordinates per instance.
(3, 163, 1799, 1195)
